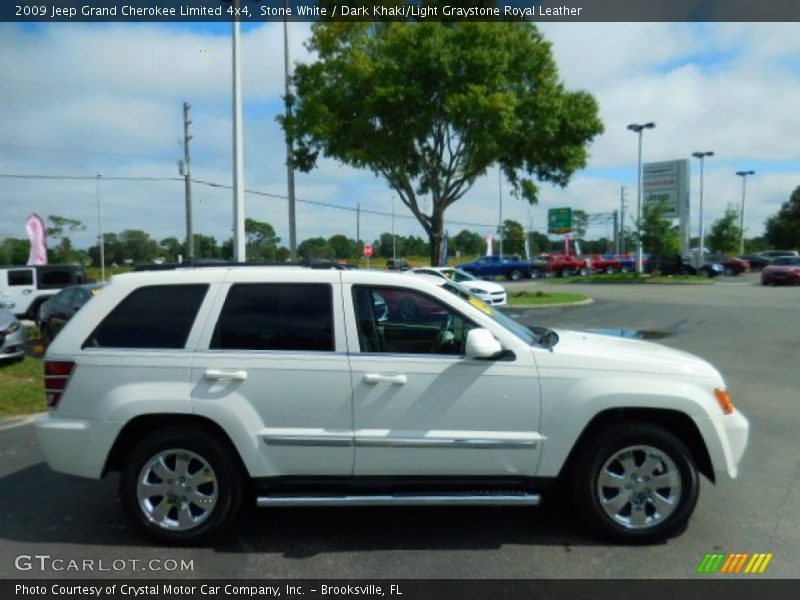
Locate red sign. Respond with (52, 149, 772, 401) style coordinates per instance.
(363, 243, 374, 258)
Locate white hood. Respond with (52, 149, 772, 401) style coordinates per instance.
(550, 329, 723, 383)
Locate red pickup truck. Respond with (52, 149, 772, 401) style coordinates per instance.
(581, 254, 631, 274)
(539, 254, 587, 277)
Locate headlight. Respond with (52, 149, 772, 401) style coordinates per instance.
(2, 322, 21, 334)
(468, 288, 483, 294)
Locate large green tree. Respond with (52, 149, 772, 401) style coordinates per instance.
(46, 215, 85, 262)
(284, 20, 603, 265)
(707, 208, 742, 255)
(245, 218, 281, 262)
(450, 229, 484, 256)
(765, 186, 800, 250)
(500, 219, 525, 256)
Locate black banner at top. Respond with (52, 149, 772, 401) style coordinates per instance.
(3, 0, 800, 23)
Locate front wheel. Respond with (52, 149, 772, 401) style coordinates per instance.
(120, 426, 244, 545)
(570, 422, 699, 543)
(508, 269, 523, 281)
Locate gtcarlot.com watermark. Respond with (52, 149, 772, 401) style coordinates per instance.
(14, 554, 194, 573)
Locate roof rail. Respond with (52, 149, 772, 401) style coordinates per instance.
(132, 258, 354, 272)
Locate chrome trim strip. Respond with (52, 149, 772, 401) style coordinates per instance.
(256, 494, 541, 507)
(354, 438, 537, 449)
(263, 435, 353, 447)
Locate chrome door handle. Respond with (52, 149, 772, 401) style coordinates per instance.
(204, 369, 248, 381)
(364, 373, 407, 385)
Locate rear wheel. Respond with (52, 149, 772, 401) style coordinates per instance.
(561, 268, 573, 278)
(120, 426, 244, 545)
(508, 269, 523, 281)
(529, 269, 543, 280)
(570, 422, 699, 543)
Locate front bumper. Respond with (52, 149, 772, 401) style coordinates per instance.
(0, 327, 26, 360)
(694, 409, 749, 479)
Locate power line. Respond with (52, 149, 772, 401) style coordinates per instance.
(0, 142, 177, 163)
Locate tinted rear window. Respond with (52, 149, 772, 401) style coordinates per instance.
(7, 270, 33, 286)
(85, 284, 208, 349)
(211, 284, 334, 352)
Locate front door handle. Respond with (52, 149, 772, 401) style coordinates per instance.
(364, 373, 407, 385)
(204, 369, 248, 381)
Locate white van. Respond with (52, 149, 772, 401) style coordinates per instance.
(0, 264, 86, 320)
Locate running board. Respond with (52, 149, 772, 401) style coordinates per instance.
(256, 494, 541, 507)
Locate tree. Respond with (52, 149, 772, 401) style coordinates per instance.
(159, 237, 184, 263)
(638, 201, 680, 256)
(571, 210, 589, 241)
(328, 234, 358, 260)
(46, 215, 85, 262)
(500, 219, 525, 256)
(1, 238, 29, 265)
(707, 208, 742, 255)
(298, 237, 335, 260)
(245, 218, 281, 262)
(450, 229, 484, 256)
(284, 20, 603, 265)
(119, 230, 159, 263)
(527, 231, 551, 255)
(765, 186, 800, 250)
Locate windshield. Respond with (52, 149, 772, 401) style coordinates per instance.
(440, 282, 537, 346)
(450, 268, 477, 283)
(773, 257, 800, 266)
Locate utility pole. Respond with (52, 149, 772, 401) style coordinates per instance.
(613, 210, 619, 255)
(283, 1, 297, 261)
(356, 203, 361, 246)
(619, 186, 627, 254)
(181, 102, 194, 260)
(231, 0, 246, 262)
(391, 196, 396, 261)
(736, 170, 755, 256)
(95, 174, 105, 283)
(497, 169, 503, 257)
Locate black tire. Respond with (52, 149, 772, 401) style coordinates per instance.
(40, 323, 52, 347)
(723, 267, 733, 277)
(570, 422, 699, 544)
(530, 269, 543, 280)
(120, 426, 244, 545)
(561, 268, 573, 278)
(508, 269, 523, 281)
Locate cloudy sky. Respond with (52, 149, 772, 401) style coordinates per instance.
(1, 21, 798, 252)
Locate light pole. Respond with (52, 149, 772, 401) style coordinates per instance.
(627, 122, 655, 273)
(95, 174, 105, 282)
(692, 151, 714, 262)
(736, 170, 755, 256)
(391, 196, 396, 261)
(231, 0, 246, 262)
(283, 0, 297, 262)
(498, 168, 503, 257)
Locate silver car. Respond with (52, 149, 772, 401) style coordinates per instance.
(0, 308, 26, 361)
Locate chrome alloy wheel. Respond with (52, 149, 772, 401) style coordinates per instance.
(137, 449, 218, 531)
(596, 445, 682, 530)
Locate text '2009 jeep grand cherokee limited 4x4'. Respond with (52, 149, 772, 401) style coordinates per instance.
(35, 267, 748, 545)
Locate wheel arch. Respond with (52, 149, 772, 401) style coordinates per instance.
(557, 407, 715, 484)
(104, 413, 250, 480)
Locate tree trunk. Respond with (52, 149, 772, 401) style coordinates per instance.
(428, 210, 446, 266)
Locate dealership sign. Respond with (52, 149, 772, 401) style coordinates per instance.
(643, 160, 690, 219)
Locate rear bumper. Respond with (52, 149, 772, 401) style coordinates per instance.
(34, 414, 121, 479)
(694, 409, 749, 479)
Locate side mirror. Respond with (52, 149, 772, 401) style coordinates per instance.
(465, 328, 503, 359)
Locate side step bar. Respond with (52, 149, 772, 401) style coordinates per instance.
(256, 494, 541, 507)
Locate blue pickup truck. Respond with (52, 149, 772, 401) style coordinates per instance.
(456, 255, 533, 280)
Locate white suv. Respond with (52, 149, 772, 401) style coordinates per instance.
(36, 266, 749, 545)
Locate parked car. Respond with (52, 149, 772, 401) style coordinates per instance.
(0, 308, 26, 362)
(456, 255, 532, 280)
(410, 267, 507, 305)
(760, 256, 800, 286)
(737, 253, 773, 271)
(706, 254, 750, 276)
(38, 283, 104, 345)
(538, 254, 586, 277)
(645, 255, 723, 278)
(759, 250, 799, 259)
(385, 258, 411, 271)
(35, 266, 749, 545)
(0, 264, 86, 320)
(581, 254, 632, 274)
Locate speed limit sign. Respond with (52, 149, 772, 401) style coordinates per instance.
(363, 243, 374, 258)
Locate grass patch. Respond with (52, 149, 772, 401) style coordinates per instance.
(507, 290, 589, 306)
(0, 356, 44, 417)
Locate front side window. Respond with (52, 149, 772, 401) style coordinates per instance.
(352, 286, 476, 355)
(85, 284, 208, 349)
(38, 268, 74, 288)
(211, 284, 334, 351)
(7, 269, 33, 286)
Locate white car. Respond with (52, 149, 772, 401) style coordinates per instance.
(411, 267, 507, 305)
(36, 266, 748, 545)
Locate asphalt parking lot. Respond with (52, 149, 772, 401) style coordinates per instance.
(1, 272, 798, 579)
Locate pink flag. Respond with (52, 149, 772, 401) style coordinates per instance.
(26, 213, 48, 265)
(564, 234, 571, 256)
(486, 233, 494, 256)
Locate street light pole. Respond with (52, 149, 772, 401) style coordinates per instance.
(736, 170, 755, 256)
(627, 122, 655, 273)
(692, 151, 714, 263)
(231, 0, 246, 262)
(283, 1, 297, 262)
(95, 174, 105, 282)
(498, 168, 503, 257)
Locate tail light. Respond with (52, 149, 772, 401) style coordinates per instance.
(44, 361, 75, 409)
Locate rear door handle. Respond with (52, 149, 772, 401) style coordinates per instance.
(204, 369, 248, 381)
(364, 373, 407, 385)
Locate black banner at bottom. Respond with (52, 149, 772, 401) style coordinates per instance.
(4, 579, 800, 600)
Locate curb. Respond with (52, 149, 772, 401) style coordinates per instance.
(0, 412, 44, 431)
(509, 298, 594, 309)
